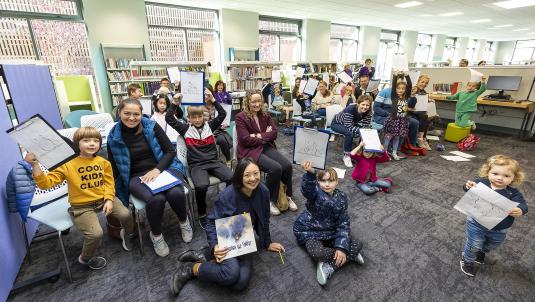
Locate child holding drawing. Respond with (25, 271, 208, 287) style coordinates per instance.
(460, 155, 528, 277)
(350, 141, 392, 195)
(25, 127, 134, 270)
(448, 76, 487, 130)
(293, 160, 364, 286)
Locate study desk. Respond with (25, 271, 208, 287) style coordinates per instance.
(429, 94, 535, 137)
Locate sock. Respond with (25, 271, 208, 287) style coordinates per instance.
(179, 218, 189, 226)
(153, 233, 162, 240)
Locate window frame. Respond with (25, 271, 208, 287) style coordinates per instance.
(511, 39, 535, 63)
(376, 30, 400, 81)
(443, 36, 458, 62)
(415, 33, 432, 63)
(329, 23, 359, 62)
(258, 15, 302, 62)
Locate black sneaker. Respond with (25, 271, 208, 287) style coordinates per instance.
(475, 251, 496, 265)
(199, 215, 208, 230)
(171, 262, 194, 296)
(78, 255, 107, 270)
(460, 257, 476, 277)
(177, 247, 209, 263)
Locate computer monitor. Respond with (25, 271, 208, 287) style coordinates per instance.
(486, 76, 522, 99)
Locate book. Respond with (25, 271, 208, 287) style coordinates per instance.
(142, 170, 182, 194)
(215, 213, 257, 259)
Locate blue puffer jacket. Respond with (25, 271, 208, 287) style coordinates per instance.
(5, 161, 35, 221)
(107, 117, 186, 205)
(293, 172, 351, 252)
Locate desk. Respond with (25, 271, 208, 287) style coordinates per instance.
(429, 94, 535, 137)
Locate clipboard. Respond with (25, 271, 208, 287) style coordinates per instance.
(292, 126, 330, 170)
(143, 170, 183, 194)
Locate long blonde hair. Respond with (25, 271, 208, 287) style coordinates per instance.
(479, 154, 525, 186)
(243, 89, 267, 118)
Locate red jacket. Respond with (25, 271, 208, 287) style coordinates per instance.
(235, 111, 277, 161)
(350, 152, 389, 183)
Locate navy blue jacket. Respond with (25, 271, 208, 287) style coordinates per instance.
(293, 172, 351, 252)
(107, 117, 186, 205)
(5, 160, 35, 221)
(205, 184, 272, 254)
(464, 178, 528, 230)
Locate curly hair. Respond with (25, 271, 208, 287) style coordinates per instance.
(242, 89, 267, 118)
(478, 154, 525, 186)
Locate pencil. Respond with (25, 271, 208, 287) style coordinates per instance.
(278, 251, 285, 265)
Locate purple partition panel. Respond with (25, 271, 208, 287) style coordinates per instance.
(3, 64, 63, 129)
(0, 71, 39, 301)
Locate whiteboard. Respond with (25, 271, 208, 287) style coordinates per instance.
(180, 71, 205, 105)
(293, 127, 330, 170)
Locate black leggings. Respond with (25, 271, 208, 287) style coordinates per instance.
(409, 111, 429, 137)
(190, 162, 233, 216)
(216, 132, 232, 161)
(305, 239, 363, 269)
(257, 145, 293, 203)
(129, 169, 187, 236)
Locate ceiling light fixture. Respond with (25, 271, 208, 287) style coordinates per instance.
(395, 1, 423, 8)
(513, 28, 529, 31)
(471, 19, 492, 23)
(494, 24, 513, 27)
(493, 0, 535, 9)
(439, 12, 464, 16)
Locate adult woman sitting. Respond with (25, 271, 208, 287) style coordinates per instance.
(171, 158, 285, 296)
(235, 90, 296, 215)
(408, 74, 434, 151)
(312, 80, 341, 117)
(107, 98, 191, 258)
(330, 95, 373, 168)
(214, 80, 232, 105)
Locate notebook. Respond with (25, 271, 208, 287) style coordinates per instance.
(142, 170, 182, 194)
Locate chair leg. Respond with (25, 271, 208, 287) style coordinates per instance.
(21, 221, 32, 264)
(58, 231, 72, 283)
(136, 209, 144, 256)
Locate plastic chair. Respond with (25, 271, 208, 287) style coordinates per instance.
(231, 125, 238, 168)
(80, 113, 114, 142)
(102, 122, 117, 146)
(64, 110, 97, 128)
(26, 167, 73, 282)
(291, 99, 312, 125)
(57, 128, 79, 142)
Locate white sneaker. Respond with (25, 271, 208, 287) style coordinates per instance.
(270, 202, 281, 216)
(287, 197, 298, 211)
(149, 232, 170, 257)
(471, 122, 477, 131)
(343, 155, 353, 168)
(179, 218, 193, 243)
(391, 153, 400, 161)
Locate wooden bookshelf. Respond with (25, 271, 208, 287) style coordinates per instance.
(225, 61, 283, 92)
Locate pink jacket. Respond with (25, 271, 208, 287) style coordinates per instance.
(350, 152, 390, 183)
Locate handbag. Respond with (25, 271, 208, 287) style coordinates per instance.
(457, 134, 480, 151)
(276, 182, 289, 212)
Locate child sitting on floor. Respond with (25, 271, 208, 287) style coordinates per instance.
(293, 160, 364, 286)
(460, 154, 528, 277)
(350, 141, 392, 195)
(24, 127, 134, 270)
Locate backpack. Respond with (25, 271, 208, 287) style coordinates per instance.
(400, 138, 427, 156)
(457, 134, 480, 151)
(276, 181, 289, 212)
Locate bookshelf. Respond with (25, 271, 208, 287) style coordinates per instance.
(101, 44, 146, 106)
(225, 61, 283, 91)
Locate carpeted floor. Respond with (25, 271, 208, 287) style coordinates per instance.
(8, 129, 535, 302)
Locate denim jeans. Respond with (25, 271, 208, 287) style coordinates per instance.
(198, 254, 252, 291)
(462, 218, 508, 263)
(356, 179, 391, 195)
(408, 117, 419, 146)
(317, 108, 326, 117)
(330, 122, 356, 153)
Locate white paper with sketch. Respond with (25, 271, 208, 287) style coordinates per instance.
(337, 71, 353, 84)
(298, 79, 307, 93)
(214, 103, 232, 127)
(165, 124, 179, 143)
(454, 182, 519, 230)
(469, 69, 483, 82)
(216, 213, 257, 260)
(449, 151, 475, 158)
(408, 70, 421, 85)
(271, 70, 281, 83)
(441, 155, 471, 162)
(359, 129, 382, 153)
(426, 135, 440, 141)
(392, 54, 409, 72)
(166, 67, 181, 83)
(303, 78, 319, 96)
(322, 72, 329, 82)
(415, 94, 429, 112)
(296, 67, 305, 78)
(293, 127, 330, 170)
(366, 80, 380, 93)
(7, 115, 76, 170)
(180, 71, 205, 105)
(427, 101, 437, 117)
(332, 167, 346, 179)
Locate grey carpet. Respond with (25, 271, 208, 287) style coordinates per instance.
(8, 129, 535, 302)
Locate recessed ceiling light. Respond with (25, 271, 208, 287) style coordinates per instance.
(440, 12, 464, 16)
(513, 28, 529, 31)
(494, 24, 513, 27)
(493, 0, 535, 9)
(395, 1, 423, 8)
(419, 14, 433, 17)
(471, 19, 492, 23)
(529, 32, 535, 34)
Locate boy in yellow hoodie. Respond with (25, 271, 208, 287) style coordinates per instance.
(448, 76, 487, 129)
(25, 127, 133, 270)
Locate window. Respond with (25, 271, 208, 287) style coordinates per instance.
(258, 17, 301, 62)
(442, 37, 458, 62)
(329, 24, 359, 62)
(483, 41, 496, 62)
(376, 30, 400, 81)
(415, 33, 432, 64)
(465, 39, 479, 63)
(511, 40, 535, 63)
(145, 4, 221, 70)
(0, 0, 93, 76)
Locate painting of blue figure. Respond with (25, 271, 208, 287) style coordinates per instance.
(215, 213, 257, 259)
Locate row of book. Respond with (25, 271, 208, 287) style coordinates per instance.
(140, 81, 162, 96)
(109, 83, 128, 94)
(227, 66, 275, 81)
(106, 58, 132, 69)
(228, 79, 266, 91)
(107, 71, 132, 81)
(433, 82, 462, 94)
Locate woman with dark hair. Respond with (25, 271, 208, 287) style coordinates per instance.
(107, 98, 191, 258)
(171, 158, 285, 296)
(235, 90, 297, 215)
(214, 80, 232, 105)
